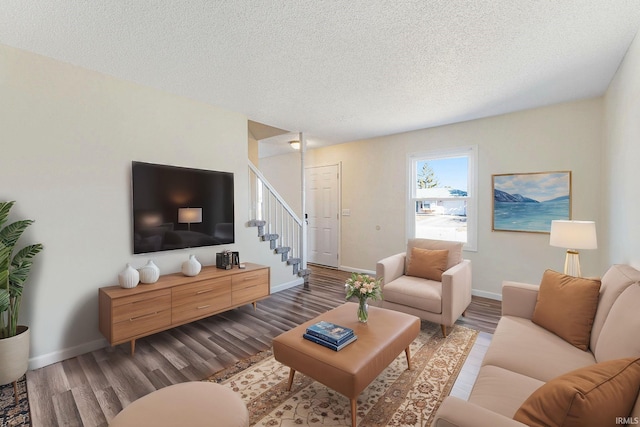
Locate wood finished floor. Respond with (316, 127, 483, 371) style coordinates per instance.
(25, 266, 501, 427)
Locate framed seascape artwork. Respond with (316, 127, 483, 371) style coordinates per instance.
(492, 171, 571, 233)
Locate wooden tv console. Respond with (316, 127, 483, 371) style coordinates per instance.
(99, 263, 270, 354)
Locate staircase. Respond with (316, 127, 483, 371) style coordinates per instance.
(248, 162, 310, 281)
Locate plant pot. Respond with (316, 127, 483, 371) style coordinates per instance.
(0, 325, 30, 386)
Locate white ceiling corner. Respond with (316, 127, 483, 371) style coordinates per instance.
(1, 1, 639, 158)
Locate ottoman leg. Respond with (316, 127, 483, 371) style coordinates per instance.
(350, 398, 357, 427)
(405, 346, 412, 370)
(287, 368, 296, 391)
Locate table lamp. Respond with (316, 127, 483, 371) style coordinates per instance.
(549, 220, 597, 277)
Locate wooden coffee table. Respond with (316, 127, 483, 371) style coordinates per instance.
(272, 302, 421, 427)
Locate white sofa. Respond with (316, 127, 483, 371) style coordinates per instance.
(432, 264, 640, 427)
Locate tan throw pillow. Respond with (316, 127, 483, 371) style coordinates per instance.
(514, 357, 640, 427)
(406, 247, 449, 281)
(406, 238, 462, 271)
(532, 269, 601, 351)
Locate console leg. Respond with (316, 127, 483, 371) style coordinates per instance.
(130, 339, 136, 355)
(405, 346, 412, 370)
(252, 301, 257, 310)
(287, 368, 296, 391)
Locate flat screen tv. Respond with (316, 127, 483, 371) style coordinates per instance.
(131, 161, 234, 254)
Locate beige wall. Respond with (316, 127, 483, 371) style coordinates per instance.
(0, 44, 297, 368)
(603, 31, 640, 269)
(248, 132, 259, 166)
(259, 152, 303, 216)
(262, 98, 604, 298)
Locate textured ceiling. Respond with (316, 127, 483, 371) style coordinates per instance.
(1, 1, 639, 157)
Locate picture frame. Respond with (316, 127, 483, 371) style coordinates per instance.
(492, 171, 571, 233)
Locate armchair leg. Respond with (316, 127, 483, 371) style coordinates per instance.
(441, 324, 447, 338)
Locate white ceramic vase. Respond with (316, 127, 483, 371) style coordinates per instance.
(182, 254, 201, 277)
(138, 260, 160, 284)
(118, 263, 140, 288)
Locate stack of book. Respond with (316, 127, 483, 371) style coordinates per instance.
(303, 320, 358, 351)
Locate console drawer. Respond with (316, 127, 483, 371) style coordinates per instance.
(232, 269, 269, 305)
(172, 278, 232, 324)
(112, 289, 171, 323)
(112, 306, 171, 343)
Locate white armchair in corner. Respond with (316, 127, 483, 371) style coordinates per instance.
(374, 238, 472, 337)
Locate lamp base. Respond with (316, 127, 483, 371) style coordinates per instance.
(564, 250, 581, 277)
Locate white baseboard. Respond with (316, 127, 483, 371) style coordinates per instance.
(339, 265, 376, 276)
(472, 289, 502, 301)
(29, 337, 108, 370)
(271, 276, 304, 293)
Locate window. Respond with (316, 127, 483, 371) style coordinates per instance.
(407, 146, 477, 251)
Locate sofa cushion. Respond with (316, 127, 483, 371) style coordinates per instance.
(590, 264, 640, 352)
(532, 270, 601, 351)
(382, 275, 442, 313)
(468, 365, 545, 419)
(594, 283, 640, 363)
(513, 357, 640, 427)
(406, 238, 462, 271)
(406, 247, 449, 281)
(482, 316, 596, 382)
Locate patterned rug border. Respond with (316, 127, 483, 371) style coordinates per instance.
(0, 375, 31, 427)
(207, 348, 274, 384)
(203, 323, 478, 426)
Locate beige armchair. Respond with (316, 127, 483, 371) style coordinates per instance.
(375, 238, 472, 337)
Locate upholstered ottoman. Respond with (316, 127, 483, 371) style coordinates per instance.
(108, 381, 249, 427)
(273, 302, 421, 427)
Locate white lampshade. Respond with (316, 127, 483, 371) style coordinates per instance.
(549, 220, 597, 250)
(178, 207, 202, 224)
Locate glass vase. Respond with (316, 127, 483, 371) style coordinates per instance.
(357, 298, 369, 323)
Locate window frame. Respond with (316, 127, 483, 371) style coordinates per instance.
(406, 145, 478, 251)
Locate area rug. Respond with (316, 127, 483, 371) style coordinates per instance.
(206, 322, 478, 426)
(0, 376, 30, 427)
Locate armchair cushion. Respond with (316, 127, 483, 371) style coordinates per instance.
(406, 247, 449, 281)
(406, 238, 463, 271)
(381, 275, 442, 313)
(532, 270, 601, 351)
(513, 357, 640, 427)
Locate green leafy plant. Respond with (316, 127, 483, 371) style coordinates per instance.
(0, 201, 43, 338)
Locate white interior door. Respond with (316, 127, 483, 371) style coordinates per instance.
(306, 164, 339, 267)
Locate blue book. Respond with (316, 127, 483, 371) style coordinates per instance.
(303, 333, 358, 351)
(305, 321, 354, 345)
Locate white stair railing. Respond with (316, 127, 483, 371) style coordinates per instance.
(248, 161, 305, 273)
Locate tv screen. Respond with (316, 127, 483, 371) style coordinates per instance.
(131, 161, 234, 254)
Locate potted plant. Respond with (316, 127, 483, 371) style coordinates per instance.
(0, 201, 43, 404)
